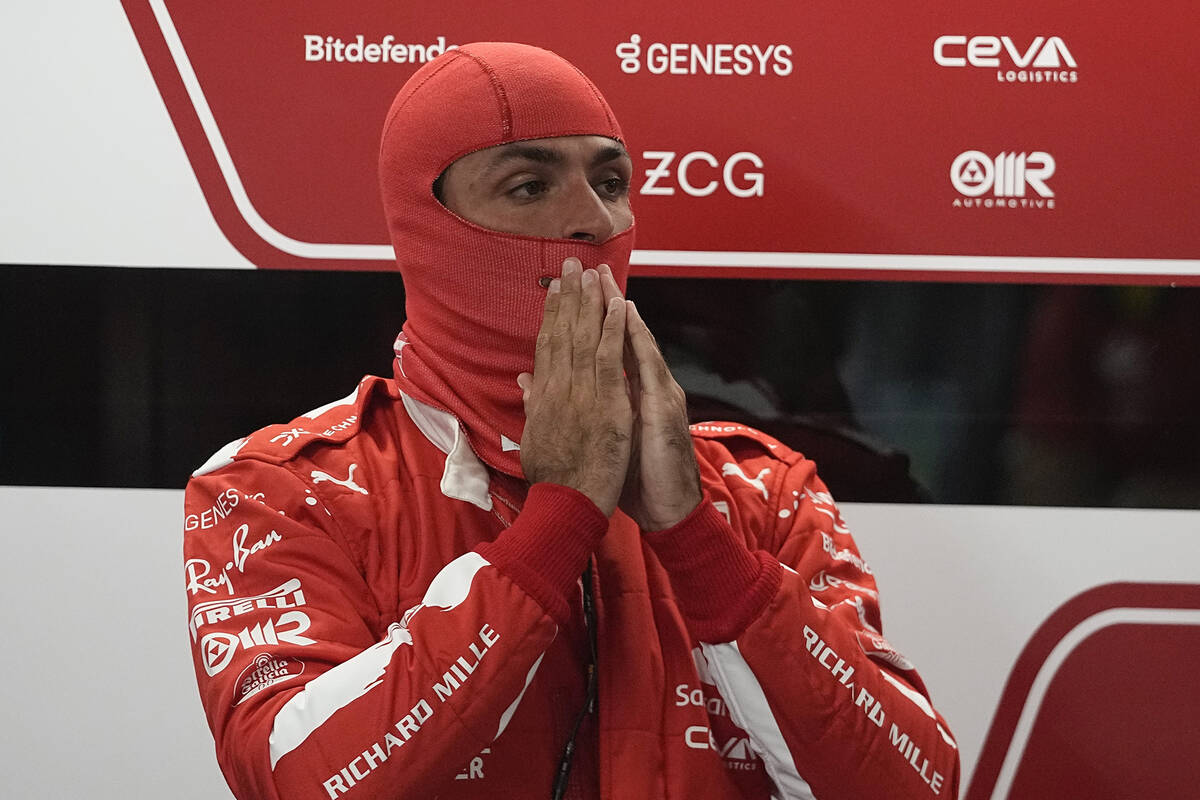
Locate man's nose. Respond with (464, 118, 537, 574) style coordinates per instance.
(560, 179, 615, 242)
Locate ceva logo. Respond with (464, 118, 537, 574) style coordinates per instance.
(935, 36, 1078, 84)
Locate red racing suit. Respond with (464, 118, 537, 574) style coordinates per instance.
(183, 374, 959, 800)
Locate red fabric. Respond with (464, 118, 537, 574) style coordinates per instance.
(379, 42, 636, 477)
(183, 380, 959, 799)
(477, 482, 608, 625)
(642, 497, 782, 643)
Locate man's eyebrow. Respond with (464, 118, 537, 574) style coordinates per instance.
(591, 143, 630, 167)
(482, 141, 631, 175)
(485, 143, 564, 172)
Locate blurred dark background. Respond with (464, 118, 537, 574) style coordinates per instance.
(3, 264, 1198, 508)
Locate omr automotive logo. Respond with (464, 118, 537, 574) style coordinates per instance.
(951, 151, 1057, 209)
(934, 36, 1078, 84)
(201, 610, 316, 676)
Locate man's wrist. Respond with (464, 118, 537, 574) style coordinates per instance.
(642, 495, 781, 642)
(639, 490, 703, 531)
(476, 483, 608, 624)
(636, 464, 704, 531)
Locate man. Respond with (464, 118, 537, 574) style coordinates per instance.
(183, 42, 959, 799)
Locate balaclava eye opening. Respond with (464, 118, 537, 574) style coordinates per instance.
(379, 42, 635, 478)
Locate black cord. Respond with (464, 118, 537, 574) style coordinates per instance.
(551, 559, 598, 800)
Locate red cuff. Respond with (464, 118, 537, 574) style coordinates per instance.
(642, 497, 782, 643)
(476, 483, 608, 625)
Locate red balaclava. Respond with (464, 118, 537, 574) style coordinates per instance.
(379, 42, 635, 478)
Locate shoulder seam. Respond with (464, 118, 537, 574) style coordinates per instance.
(229, 378, 383, 468)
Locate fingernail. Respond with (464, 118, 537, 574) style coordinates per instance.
(582, 269, 597, 287)
(562, 258, 581, 275)
(549, 279, 561, 293)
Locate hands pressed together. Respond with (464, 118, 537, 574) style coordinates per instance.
(517, 258, 702, 530)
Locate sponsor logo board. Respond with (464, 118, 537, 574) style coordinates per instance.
(120, 2, 1198, 277)
(616, 35, 793, 77)
(934, 35, 1078, 83)
(641, 151, 764, 198)
(951, 151, 1056, 209)
(303, 34, 457, 64)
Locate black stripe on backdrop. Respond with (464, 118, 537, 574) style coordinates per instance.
(2, 265, 1198, 508)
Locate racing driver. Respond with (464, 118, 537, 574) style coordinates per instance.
(182, 41, 960, 800)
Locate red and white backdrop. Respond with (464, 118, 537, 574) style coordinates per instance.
(1, 4, 1198, 798)
(119, 0, 1199, 281)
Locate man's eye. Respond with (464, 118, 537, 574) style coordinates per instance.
(598, 177, 629, 198)
(510, 180, 547, 198)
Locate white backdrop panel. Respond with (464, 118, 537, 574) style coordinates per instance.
(1, 486, 1198, 796)
(0, 6, 249, 269)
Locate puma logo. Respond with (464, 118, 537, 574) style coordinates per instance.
(721, 463, 770, 500)
(311, 463, 369, 495)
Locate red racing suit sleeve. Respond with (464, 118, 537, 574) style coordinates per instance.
(643, 429, 961, 800)
(184, 457, 604, 800)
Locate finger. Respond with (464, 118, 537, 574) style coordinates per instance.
(572, 269, 604, 383)
(621, 298, 643, 413)
(596, 296, 628, 399)
(598, 264, 625, 306)
(555, 258, 582, 324)
(532, 278, 561, 383)
(623, 319, 641, 410)
(625, 300, 671, 393)
(550, 258, 583, 367)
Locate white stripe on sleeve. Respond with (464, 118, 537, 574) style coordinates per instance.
(879, 671, 957, 749)
(700, 642, 819, 800)
(495, 652, 546, 739)
(268, 552, 489, 769)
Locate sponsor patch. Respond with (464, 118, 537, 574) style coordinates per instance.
(235, 653, 305, 705)
(190, 578, 306, 641)
(809, 569, 877, 597)
(856, 630, 916, 672)
(201, 610, 316, 676)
